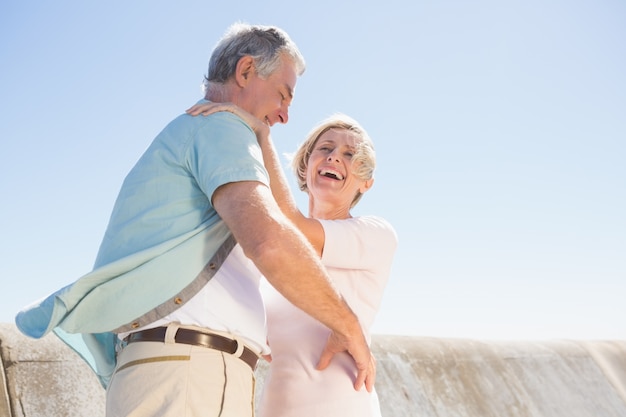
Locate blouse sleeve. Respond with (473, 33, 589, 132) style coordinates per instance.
(320, 216, 398, 270)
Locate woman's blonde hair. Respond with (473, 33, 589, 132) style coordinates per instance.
(291, 113, 376, 208)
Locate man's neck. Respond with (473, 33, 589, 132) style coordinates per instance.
(205, 83, 234, 103)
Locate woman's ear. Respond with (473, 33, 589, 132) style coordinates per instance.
(359, 178, 374, 194)
(235, 56, 255, 87)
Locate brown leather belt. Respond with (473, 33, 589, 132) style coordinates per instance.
(125, 327, 259, 370)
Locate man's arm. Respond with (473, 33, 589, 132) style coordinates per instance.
(212, 180, 375, 392)
(185, 102, 324, 254)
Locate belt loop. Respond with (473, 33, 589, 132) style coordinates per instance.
(165, 323, 180, 344)
(233, 336, 245, 358)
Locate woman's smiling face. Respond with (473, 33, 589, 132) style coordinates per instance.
(305, 128, 372, 213)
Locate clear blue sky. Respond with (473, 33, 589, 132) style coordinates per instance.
(1, 1, 624, 340)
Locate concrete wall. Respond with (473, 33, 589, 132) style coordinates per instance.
(1, 323, 625, 417)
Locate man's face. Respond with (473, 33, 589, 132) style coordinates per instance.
(238, 57, 297, 126)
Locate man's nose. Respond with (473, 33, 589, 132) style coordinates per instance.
(277, 108, 289, 124)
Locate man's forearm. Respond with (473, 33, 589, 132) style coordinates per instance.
(214, 181, 359, 337)
(251, 222, 360, 337)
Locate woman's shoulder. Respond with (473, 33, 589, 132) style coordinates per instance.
(352, 215, 396, 235)
(324, 215, 398, 247)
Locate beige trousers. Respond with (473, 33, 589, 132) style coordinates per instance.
(106, 329, 255, 417)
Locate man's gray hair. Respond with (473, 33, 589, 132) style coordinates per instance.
(203, 22, 305, 91)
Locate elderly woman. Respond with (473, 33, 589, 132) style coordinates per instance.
(187, 103, 398, 417)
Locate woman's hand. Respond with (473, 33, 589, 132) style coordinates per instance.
(186, 102, 270, 140)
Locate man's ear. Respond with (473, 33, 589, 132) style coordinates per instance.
(359, 178, 374, 194)
(235, 56, 255, 87)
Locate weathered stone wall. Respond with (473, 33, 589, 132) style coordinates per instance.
(1, 323, 625, 417)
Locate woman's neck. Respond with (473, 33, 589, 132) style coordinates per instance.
(309, 199, 352, 220)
